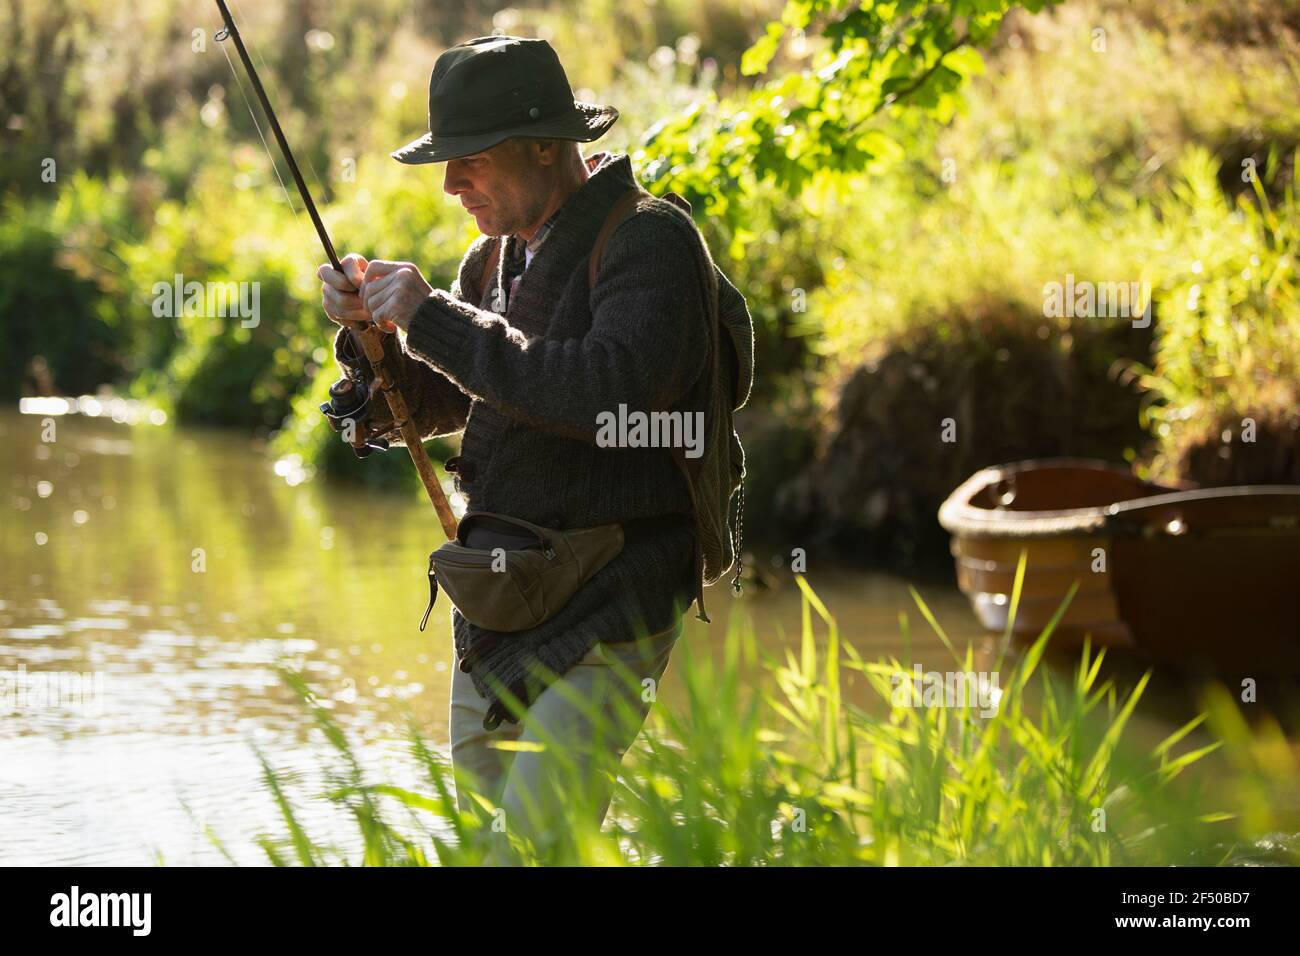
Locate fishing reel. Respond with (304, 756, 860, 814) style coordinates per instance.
(319, 372, 393, 459)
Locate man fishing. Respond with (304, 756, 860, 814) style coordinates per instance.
(317, 35, 752, 860)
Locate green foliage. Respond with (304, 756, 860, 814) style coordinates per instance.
(1, 0, 790, 444)
(0, 0, 780, 190)
(0, 175, 138, 399)
(110, 159, 325, 429)
(1137, 148, 1300, 472)
(783, 0, 1300, 557)
(4, 0, 1298, 510)
(642, 0, 1059, 251)
(237, 573, 1297, 866)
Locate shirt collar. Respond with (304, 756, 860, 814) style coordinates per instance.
(524, 206, 563, 263)
(519, 151, 616, 266)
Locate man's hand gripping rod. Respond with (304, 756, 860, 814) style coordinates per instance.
(213, 0, 457, 541)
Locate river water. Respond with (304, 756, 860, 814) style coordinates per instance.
(0, 405, 1242, 865)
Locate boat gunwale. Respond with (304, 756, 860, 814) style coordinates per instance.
(938, 458, 1300, 539)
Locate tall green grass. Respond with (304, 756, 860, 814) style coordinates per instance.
(230, 567, 1299, 866)
(1136, 147, 1300, 482)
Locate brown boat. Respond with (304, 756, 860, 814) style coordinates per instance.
(938, 459, 1300, 675)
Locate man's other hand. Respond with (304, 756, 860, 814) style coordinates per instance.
(361, 260, 434, 334)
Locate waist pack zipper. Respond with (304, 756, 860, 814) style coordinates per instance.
(420, 552, 439, 632)
(419, 537, 557, 631)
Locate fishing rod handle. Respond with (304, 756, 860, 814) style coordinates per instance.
(354, 326, 459, 540)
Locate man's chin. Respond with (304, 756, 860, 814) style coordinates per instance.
(474, 217, 507, 237)
(464, 207, 494, 231)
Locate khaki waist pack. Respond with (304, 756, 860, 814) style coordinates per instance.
(419, 511, 624, 633)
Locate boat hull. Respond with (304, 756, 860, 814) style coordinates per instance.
(940, 460, 1300, 675)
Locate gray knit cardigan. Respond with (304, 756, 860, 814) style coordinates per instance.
(332, 151, 735, 729)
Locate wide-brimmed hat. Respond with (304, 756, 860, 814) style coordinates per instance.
(391, 35, 619, 164)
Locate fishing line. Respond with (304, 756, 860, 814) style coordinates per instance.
(230, 0, 337, 237)
(215, 24, 306, 230)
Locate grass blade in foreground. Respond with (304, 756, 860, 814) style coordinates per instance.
(230, 582, 1296, 866)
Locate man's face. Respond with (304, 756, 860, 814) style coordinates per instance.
(442, 139, 548, 237)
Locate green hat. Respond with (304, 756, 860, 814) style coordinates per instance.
(391, 35, 619, 164)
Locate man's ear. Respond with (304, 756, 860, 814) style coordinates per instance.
(533, 138, 565, 166)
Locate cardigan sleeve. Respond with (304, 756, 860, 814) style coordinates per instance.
(401, 211, 712, 443)
(330, 327, 471, 442)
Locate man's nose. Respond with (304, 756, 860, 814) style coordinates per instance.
(443, 163, 468, 196)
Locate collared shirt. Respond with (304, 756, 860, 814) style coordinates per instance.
(506, 206, 562, 310)
(523, 206, 563, 271)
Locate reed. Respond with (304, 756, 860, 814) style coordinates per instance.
(239, 558, 1293, 866)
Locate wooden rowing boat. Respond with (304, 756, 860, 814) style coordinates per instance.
(938, 459, 1300, 675)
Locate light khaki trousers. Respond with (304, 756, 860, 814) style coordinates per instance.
(448, 618, 682, 860)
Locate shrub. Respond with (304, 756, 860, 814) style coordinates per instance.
(1137, 148, 1300, 485)
(0, 175, 138, 398)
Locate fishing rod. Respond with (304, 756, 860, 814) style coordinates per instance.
(212, 0, 458, 541)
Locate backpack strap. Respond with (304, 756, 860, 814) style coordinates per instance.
(588, 187, 718, 621)
(662, 192, 692, 216)
(588, 188, 644, 289)
(476, 237, 503, 308)
(587, 189, 694, 288)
